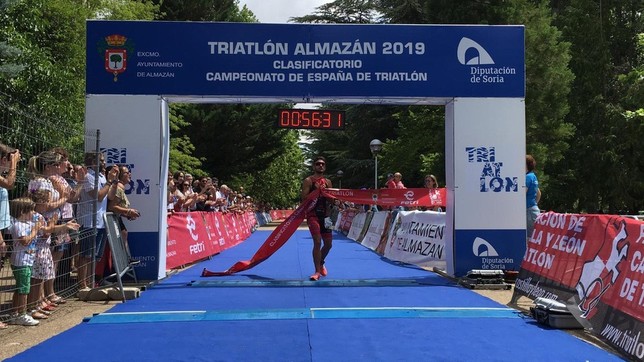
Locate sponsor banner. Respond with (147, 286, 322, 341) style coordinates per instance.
(323, 188, 446, 208)
(166, 212, 221, 270)
(361, 211, 390, 250)
(384, 211, 447, 270)
(512, 212, 644, 361)
(453, 229, 524, 276)
(87, 22, 524, 99)
(166, 211, 262, 270)
(347, 212, 368, 241)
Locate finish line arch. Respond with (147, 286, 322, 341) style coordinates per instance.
(85, 21, 526, 280)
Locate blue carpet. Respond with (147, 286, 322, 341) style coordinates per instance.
(8, 230, 622, 362)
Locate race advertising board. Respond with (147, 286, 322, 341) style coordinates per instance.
(87, 21, 524, 99)
(513, 212, 644, 361)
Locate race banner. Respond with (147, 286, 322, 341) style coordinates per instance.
(201, 188, 321, 276)
(383, 211, 446, 270)
(512, 212, 644, 361)
(347, 212, 368, 241)
(322, 188, 446, 208)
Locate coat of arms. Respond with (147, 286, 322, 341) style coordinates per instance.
(97, 34, 134, 82)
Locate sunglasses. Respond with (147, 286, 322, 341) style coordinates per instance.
(182, 184, 190, 187)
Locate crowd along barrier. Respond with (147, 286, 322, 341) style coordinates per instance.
(511, 211, 644, 361)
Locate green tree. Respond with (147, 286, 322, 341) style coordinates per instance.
(0, 0, 92, 153)
(291, 0, 380, 24)
(168, 104, 204, 176)
(94, 0, 160, 20)
(0, 0, 24, 78)
(247, 131, 304, 208)
(379, 107, 445, 188)
(154, 0, 257, 22)
(548, 0, 644, 213)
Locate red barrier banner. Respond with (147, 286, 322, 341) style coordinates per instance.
(322, 188, 446, 208)
(513, 212, 644, 360)
(209, 212, 230, 250)
(201, 189, 321, 276)
(223, 213, 242, 248)
(166, 212, 221, 270)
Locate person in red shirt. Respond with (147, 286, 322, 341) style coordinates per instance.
(301, 156, 333, 281)
(385, 173, 395, 189)
(389, 172, 406, 189)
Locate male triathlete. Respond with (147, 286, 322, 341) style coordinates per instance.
(301, 156, 333, 281)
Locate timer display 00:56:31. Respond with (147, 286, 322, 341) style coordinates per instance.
(277, 109, 346, 130)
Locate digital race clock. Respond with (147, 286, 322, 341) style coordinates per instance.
(277, 109, 346, 130)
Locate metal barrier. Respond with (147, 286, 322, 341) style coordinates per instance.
(103, 212, 138, 302)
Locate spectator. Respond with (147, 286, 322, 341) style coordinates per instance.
(390, 172, 406, 189)
(218, 185, 232, 212)
(108, 165, 140, 252)
(329, 198, 344, 227)
(167, 178, 177, 213)
(172, 171, 196, 211)
(64, 164, 85, 274)
(191, 179, 201, 193)
(8, 197, 43, 326)
(48, 147, 80, 303)
(26, 189, 55, 320)
(27, 190, 79, 319)
(27, 151, 69, 308)
(181, 174, 199, 211)
(526, 155, 541, 240)
(424, 174, 442, 212)
(385, 173, 395, 189)
(76, 152, 119, 289)
(0, 143, 20, 329)
(168, 177, 187, 212)
(173, 171, 185, 187)
(184, 174, 194, 191)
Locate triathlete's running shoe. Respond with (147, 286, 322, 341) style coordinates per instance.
(309, 272, 321, 281)
(320, 265, 328, 277)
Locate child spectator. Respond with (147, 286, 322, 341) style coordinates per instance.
(8, 197, 43, 326)
(27, 189, 79, 320)
(27, 152, 69, 311)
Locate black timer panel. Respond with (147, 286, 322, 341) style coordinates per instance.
(277, 109, 346, 130)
